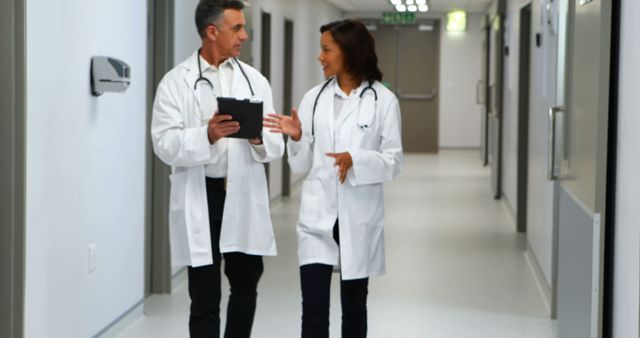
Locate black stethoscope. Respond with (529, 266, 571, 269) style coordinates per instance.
(194, 48, 255, 97)
(311, 77, 378, 136)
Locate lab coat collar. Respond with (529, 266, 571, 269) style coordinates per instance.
(181, 50, 251, 111)
(332, 80, 367, 99)
(334, 80, 368, 126)
(197, 54, 236, 74)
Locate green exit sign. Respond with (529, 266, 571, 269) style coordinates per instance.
(382, 12, 416, 25)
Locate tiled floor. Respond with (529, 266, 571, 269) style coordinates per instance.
(117, 151, 557, 338)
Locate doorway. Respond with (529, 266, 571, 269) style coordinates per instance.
(516, 4, 532, 233)
(369, 22, 440, 153)
(282, 19, 294, 197)
(479, 19, 490, 166)
(147, 0, 175, 295)
(261, 10, 271, 186)
(0, 0, 25, 336)
(488, 5, 505, 199)
(555, 0, 615, 336)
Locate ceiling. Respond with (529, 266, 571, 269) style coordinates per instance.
(324, 0, 493, 13)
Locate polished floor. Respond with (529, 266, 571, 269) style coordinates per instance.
(118, 151, 557, 338)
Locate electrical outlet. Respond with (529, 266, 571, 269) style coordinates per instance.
(88, 243, 97, 273)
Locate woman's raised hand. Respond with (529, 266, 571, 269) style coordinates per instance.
(263, 109, 303, 141)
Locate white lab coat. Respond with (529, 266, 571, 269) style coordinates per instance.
(288, 79, 403, 280)
(151, 50, 284, 267)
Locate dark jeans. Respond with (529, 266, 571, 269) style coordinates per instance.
(187, 178, 264, 338)
(300, 222, 369, 338)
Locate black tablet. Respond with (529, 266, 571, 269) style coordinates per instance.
(216, 97, 263, 139)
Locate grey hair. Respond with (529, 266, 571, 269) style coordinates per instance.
(195, 0, 245, 38)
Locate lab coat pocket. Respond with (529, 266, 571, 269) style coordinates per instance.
(169, 171, 188, 221)
(168, 171, 190, 264)
(299, 179, 321, 225)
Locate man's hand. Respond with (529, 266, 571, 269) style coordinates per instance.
(263, 109, 302, 141)
(326, 152, 353, 184)
(207, 113, 240, 144)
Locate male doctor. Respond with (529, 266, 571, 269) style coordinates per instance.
(151, 1, 284, 337)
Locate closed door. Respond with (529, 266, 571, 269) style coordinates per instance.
(479, 22, 490, 166)
(525, 0, 563, 318)
(554, 0, 613, 337)
(488, 12, 504, 198)
(370, 23, 440, 153)
(281, 19, 293, 196)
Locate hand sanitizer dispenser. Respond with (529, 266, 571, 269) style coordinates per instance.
(90, 56, 131, 96)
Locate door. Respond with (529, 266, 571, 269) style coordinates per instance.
(517, 4, 531, 233)
(369, 23, 440, 153)
(260, 10, 275, 195)
(237, 0, 252, 65)
(281, 19, 293, 196)
(555, 1, 613, 337)
(488, 7, 505, 199)
(526, 0, 566, 318)
(0, 0, 25, 336)
(479, 19, 490, 166)
(148, 0, 175, 294)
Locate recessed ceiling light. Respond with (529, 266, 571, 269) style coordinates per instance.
(418, 4, 429, 12)
(408, 4, 418, 12)
(396, 4, 407, 12)
(416, 0, 427, 4)
(390, 0, 402, 5)
(406, 0, 415, 5)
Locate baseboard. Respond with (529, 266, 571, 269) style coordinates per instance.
(524, 244, 554, 318)
(93, 300, 144, 338)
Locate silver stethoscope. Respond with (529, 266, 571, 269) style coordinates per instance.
(311, 77, 378, 136)
(193, 48, 255, 123)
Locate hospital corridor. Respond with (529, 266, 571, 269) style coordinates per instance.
(118, 152, 556, 338)
(2, 0, 640, 338)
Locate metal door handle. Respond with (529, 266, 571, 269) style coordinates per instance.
(399, 89, 437, 101)
(476, 80, 485, 104)
(487, 85, 497, 118)
(548, 106, 565, 180)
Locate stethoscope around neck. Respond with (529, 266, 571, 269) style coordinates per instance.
(193, 48, 255, 96)
(311, 77, 378, 137)
(193, 49, 256, 124)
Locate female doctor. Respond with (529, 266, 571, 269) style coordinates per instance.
(264, 19, 403, 338)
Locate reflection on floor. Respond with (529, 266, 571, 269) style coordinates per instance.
(118, 150, 557, 338)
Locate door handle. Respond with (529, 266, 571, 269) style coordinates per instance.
(488, 84, 497, 118)
(476, 80, 485, 104)
(547, 106, 565, 180)
(399, 89, 437, 101)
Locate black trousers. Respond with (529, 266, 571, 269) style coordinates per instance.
(187, 177, 264, 338)
(300, 222, 369, 338)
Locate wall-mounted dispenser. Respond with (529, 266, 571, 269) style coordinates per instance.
(90, 56, 130, 96)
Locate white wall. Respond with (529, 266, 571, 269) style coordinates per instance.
(24, 1, 147, 337)
(439, 13, 484, 148)
(612, 0, 640, 336)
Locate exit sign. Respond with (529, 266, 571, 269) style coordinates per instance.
(382, 12, 416, 25)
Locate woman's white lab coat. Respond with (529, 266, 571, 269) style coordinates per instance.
(288, 79, 403, 280)
(151, 51, 284, 268)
